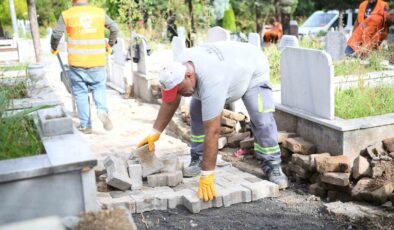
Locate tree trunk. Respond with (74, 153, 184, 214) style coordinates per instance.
(8, 0, 19, 39)
(338, 10, 344, 32)
(255, 4, 261, 33)
(186, 0, 194, 47)
(27, 0, 41, 63)
(275, 0, 281, 22)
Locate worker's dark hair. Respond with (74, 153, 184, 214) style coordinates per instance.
(269, 17, 276, 24)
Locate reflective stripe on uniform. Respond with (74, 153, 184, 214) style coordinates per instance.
(254, 143, 280, 155)
(258, 92, 275, 113)
(68, 49, 106, 55)
(191, 134, 205, 143)
(68, 39, 106, 45)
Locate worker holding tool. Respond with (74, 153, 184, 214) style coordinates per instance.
(137, 41, 288, 202)
(50, 0, 119, 134)
(346, 0, 389, 57)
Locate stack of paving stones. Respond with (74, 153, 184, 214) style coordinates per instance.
(94, 145, 280, 214)
(273, 133, 394, 206)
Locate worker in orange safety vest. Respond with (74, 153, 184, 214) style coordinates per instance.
(263, 17, 283, 44)
(50, 0, 119, 134)
(345, 0, 389, 57)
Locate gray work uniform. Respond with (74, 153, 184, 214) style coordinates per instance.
(177, 41, 281, 172)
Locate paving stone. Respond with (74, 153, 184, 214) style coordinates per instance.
(383, 137, 394, 152)
(310, 153, 330, 171)
(147, 171, 183, 187)
(127, 163, 143, 190)
(218, 136, 227, 149)
(96, 193, 114, 209)
(315, 155, 351, 173)
(321, 172, 350, 187)
(110, 196, 137, 213)
(94, 158, 106, 178)
(133, 145, 164, 177)
(240, 180, 279, 201)
(129, 189, 167, 213)
(278, 131, 297, 144)
(160, 154, 181, 173)
(104, 156, 132, 191)
(292, 154, 310, 170)
(182, 189, 201, 213)
(188, 186, 223, 210)
(283, 137, 316, 155)
(226, 132, 251, 148)
(222, 109, 246, 121)
(221, 116, 237, 128)
(352, 156, 371, 180)
(308, 183, 327, 198)
(352, 178, 394, 204)
(216, 179, 252, 205)
(240, 137, 254, 149)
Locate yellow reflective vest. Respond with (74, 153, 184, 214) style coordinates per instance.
(62, 6, 106, 68)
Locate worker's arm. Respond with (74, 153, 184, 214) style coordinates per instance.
(153, 95, 181, 132)
(105, 15, 119, 47)
(201, 114, 221, 171)
(50, 15, 66, 51)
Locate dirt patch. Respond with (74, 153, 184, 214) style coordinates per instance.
(366, 161, 394, 191)
(76, 208, 135, 230)
(220, 150, 265, 178)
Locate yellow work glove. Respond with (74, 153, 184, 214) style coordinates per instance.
(51, 49, 59, 55)
(106, 44, 112, 56)
(198, 171, 216, 202)
(136, 129, 161, 152)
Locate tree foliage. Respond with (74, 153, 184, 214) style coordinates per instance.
(222, 5, 236, 31)
(0, 0, 27, 26)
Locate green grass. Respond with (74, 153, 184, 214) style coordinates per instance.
(334, 51, 385, 77)
(298, 36, 323, 50)
(0, 63, 27, 72)
(0, 81, 28, 99)
(264, 45, 281, 84)
(335, 85, 394, 119)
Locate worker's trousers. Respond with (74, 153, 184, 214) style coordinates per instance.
(190, 83, 281, 172)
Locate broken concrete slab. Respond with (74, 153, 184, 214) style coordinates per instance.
(352, 178, 394, 204)
(218, 137, 227, 149)
(383, 137, 394, 153)
(292, 154, 310, 170)
(226, 132, 251, 148)
(132, 145, 164, 177)
(310, 153, 330, 171)
(321, 172, 350, 187)
(147, 171, 183, 187)
(221, 116, 237, 128)
(104, 156, 132, 191)
(278, 131, 297, 144)
(366, 142, 388, 159)
(38, 106, 73, 137)
(283, 137, 316, 155)
(222, 109, 246, 121)
(315, 155, 351, 173)
(352, 156, 371, 180)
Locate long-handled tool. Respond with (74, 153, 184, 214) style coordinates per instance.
(57, 53, 77, 114)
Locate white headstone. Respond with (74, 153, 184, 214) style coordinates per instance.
(248, 33, 261, 48)
(280, 47, 334, 119)
(207, 26, 230, 42)
(279, 35, 299, 51)
(171, 36, 186, 60)
(325, 31, 347, 61)
(177, 26, 186, 40)
(137, 40, 148, 75)
(112, 38, 126, 65)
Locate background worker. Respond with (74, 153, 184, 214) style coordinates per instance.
(50, 0, 119, 134)
(346, 0, 389, 56)
(137, 41, 288, 202)
(263, 17, 283, 44)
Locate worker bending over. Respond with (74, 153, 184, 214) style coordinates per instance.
(263, 17, 283, 44)
(346, 0, 389, 57)
(138, 41, 288, 202)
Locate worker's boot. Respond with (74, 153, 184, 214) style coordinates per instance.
(265, 160, 288, 189)
(183, 153, 202, 178)
(98, 111, 113, 131)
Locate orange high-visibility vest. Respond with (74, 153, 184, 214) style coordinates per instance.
(358, 0, 389, 23)
(62, 6, 106, 68)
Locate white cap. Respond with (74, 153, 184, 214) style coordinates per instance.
(159, 62, 186, 91)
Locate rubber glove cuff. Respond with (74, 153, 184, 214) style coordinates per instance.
(51, 49, 59, 55)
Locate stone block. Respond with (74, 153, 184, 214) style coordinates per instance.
(292, 154, 310, 170)
(292, 164, 310, 179)
(38, 106, 73, 137)
(324, 31, 347, 61)
(278, 131, 297, 144)
(241, 180, 279, 201)
(352, 156, 371, 180)
(160, 154, 181, 173)
(371, 161, 385, 178)
(94, 159, 106, 178)
(222, 109, 246, 121)
(226, 132, 251, 148)
(310, 153, 330, 171)
(104, 156, 132, 191)
(352, 178, 394, 204)
(281, 146, 293, 163)
(111, 197, 137, 213)
(130, 189, 167, 213)
(132, 145, 164, 177)
(283, 137, 316, 155)
(321, 172, 350, 187)
(240, 137, 254, 149)
(182, 189, 201, 213)
(383, 137, 394, 152)
(308, 183, 327, 198)
(221, 116, 237, 128)
(315, 155, 351, 173)
(281, 47, 334, 119)
(366, 142, 387, 159)
(127, 163, 143, 190)
(218, 137, 227, 149)
(147, 171, 183, 187)
(221, 126, 235, 134)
